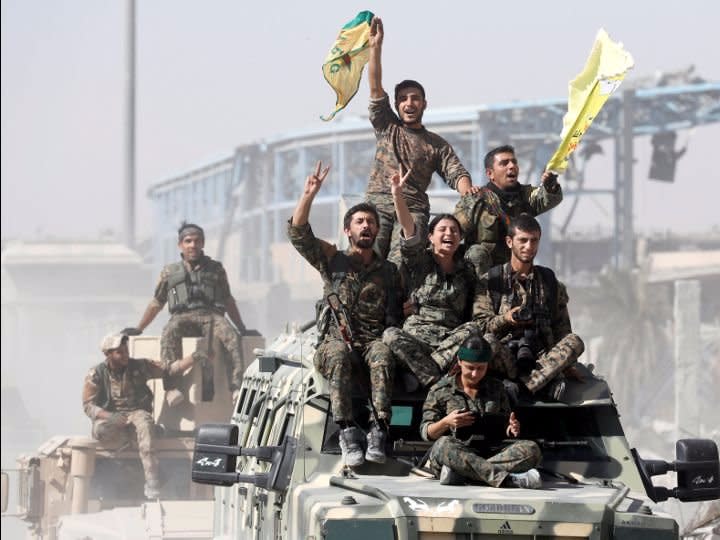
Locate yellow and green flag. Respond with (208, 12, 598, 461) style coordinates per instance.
(546, 29, 634, 173)
(321, 11, 374, 121)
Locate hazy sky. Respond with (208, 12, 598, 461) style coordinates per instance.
(2, 0, 719, 240)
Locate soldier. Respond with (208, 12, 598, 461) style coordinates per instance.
(82, 332, 202, 498)
(123, 222, 247, 401)
(454, 145, 563, 279)
(476, 214, 585, 401)
(288, 161, 401, 467)
(382, 166, 484, 389)
(366, 16, 477, 265)
(421, 336, 542, 488)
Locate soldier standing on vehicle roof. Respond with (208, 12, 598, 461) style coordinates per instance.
(382, 165, 485, 389)
(83, 332, 203, 499)
(454, 145, 563, 279)
(476, 214, 585, 401)
(421, 335, 542, 488)
(287, 161, 402, 467)
(365, 15, 478, 265)
(123, 222, 247, 402)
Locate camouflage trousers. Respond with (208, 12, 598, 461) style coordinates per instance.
(369, 197, 429, 267)
(383, 322, 482, 387)
(428, 436, 541, 487)
(315, 337, 394, 423)
(161, 309, 245, 391)
(92, 410, 159, 488)
(487, 333, 585, 393)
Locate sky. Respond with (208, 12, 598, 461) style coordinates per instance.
(2, 0, 719, 241)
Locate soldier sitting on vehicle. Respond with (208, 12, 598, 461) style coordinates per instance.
(476, 213, 585, 401)
(454, 145, 563, 279)
(82, 332, 203, 499)
(382, 166, 485, 390)
(288, 161, 402, 467)
(123, 222, 247, 403)
(421, 335, 542, 488)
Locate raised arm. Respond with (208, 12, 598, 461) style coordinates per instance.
(291, 161, 330, 226)
(368, 16, 386, 99)
(389, 165, 415, 238)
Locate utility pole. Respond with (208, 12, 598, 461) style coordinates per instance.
(614, 89, 635, 269)
(124, 0, 136, 248)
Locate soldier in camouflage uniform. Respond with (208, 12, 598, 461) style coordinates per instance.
(421, 336, 542, 488)
(454, 145, 563, 279)
(124, 222, 247, 400)
(382, 167, 484, 388)
(476, 214, 585, 401)
(365, 16, 477, 265)
(82, 333, 202, 498)
(288, 161, 402, 467)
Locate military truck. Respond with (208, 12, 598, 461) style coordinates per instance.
(1, 332, 263, 540)
(191, 323, 720, 539)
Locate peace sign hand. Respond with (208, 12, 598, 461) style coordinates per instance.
(303, 161, 330, 197)
(389, 164, 412, 197)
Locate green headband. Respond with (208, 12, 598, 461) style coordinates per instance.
(457, 346, 490, 363)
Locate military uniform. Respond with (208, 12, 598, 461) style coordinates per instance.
(153, 255, 244, 391)
(383, 234, 484, 387)
(454, 182, 563, 278)
(420, 374, 541, 487)
(366, 95, 471, 265)
(476, 263, 585, 393)
(287, 220, 401, 423)
(82, 354, 200, 489)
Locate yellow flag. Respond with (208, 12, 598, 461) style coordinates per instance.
(547, 29, 634, 173)
(321, 11, 374, 121)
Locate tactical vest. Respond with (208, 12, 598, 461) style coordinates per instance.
(315, 252, 399, 343)
(487, 263, 558, 351)
(94, 360, 154, 413)
(166, 258, 227, 314)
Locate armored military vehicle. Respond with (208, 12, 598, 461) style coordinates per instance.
(192, 323, 720, 539)
(1, 332, 263, 540)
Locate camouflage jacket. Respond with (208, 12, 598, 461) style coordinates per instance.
(420, 374, 510, 441)
(454, 181, 563, 267)
(287, 220, 402, 347)
(475, 263, 573, 352)
(152, 254, 233, 313)
(400, 234, 483, 338)
(82, 357, 186, 420)
(366, 95, 470, 212)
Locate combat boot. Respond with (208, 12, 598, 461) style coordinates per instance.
(338, 426, 364, 467)
(365, 423, 387, 464)
(439, 465, 467, 486)
(506, 468, 541, 489)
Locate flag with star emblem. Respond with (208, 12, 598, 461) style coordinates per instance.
(547, 28, 634, 173)
(321, 11, 374, 121)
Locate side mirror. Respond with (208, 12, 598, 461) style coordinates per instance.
(633, 438, 720, 502)
(191, 423, 297, 492)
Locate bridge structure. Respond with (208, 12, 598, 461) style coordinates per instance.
(147, 79, 720, 312)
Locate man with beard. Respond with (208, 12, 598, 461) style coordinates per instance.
(454, 145, 563, 279)
(365, 16, 476, 265)
(476, 214, 585, 401)
(288, 161, 402, 467)
(123, 222, 247, 403)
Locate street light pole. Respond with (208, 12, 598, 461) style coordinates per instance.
(124, 0, 136, 248)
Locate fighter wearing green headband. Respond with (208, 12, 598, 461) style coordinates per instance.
(420, 335, 543, 488)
